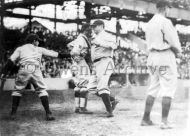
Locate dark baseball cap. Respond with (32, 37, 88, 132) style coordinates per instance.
(91, 20, 105, 27)
(80, 23, 91, 33)
(25, 33, 42, 43)
(156, 1, 172, 8)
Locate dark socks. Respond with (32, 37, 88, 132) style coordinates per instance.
(162, 97, 172, 123)
(40, 96, 51, 114)
(100, 93, 112, 113)
(142, 95, 155, 121)
(11, 96, 21, 115)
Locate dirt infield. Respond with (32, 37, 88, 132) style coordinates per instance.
(0, 88, 189, 136)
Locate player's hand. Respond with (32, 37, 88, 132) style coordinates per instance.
(91, 39, 100, 47)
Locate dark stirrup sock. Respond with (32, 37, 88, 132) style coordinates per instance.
(40, 96, 51, 114)
(142, 95, 155, 121)
(162, 97, 172, 123)
(11, 96, 21, 115)
(100, 93, 112, 113)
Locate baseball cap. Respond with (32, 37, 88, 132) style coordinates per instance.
(25, 33, 42, 43)
(80, 23, 91, 33)
(91, 20, 105, 27)
(156, 1, 172, 8)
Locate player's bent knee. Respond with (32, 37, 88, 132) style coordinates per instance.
(38, 90, 49, 97)
(12, 91, 22, 97)
(75, 91, 80, 97)
(75, 91, 88, 98)
(98, 89, 110, 95)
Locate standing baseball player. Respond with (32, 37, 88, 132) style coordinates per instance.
(141, 1, 182, 129)
(91, 20, 119, 117)
(67, 23, 93, 114)
(0, 33, 71, 121)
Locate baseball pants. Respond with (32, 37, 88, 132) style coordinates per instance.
(147, 50, 178, 99)
(12, 64, 48, 97)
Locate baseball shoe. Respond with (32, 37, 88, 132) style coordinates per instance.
(111, 99, 119, 111)
(160, 122, 173, 129)
(141, 119, 154, 126)
(9, 113, 17, 120)
(75, 107, 81, 113)
(46, 113, 55, 121)
(107, 112, 114, 118)
(75, 107, 93, 114)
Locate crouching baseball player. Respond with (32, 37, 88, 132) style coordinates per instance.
(67, 23, 94, 114)
(0, 33, 71, 121)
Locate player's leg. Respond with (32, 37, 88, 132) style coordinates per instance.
(32, 69, 55, 121)
(74, 89, 81, 112)
(159, 65, 177, 129)
(99, 91, 113, 117)
(68, 79, 89, 113)
(76, 88, 93, 114)
(141, 95, 155, 126)
(161, 96, 172, 128)
(10, 70, 30, 119)
(10, 93, 21, 119)
(141, 68, 159, 126)
(96, 58, 115, 117)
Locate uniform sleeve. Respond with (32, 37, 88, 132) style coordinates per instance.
(10, 48, 20, 62)
(69, 36, 88, 55)
(94, 32, 117, 49)
(162, 20, 182, 53)
(39, 47, 58, 57)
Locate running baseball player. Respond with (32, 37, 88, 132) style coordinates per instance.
(0, 33, 71, 121)
(91, 20, 119, 117)
(141, 1, 182, 129)
(67, 23, 93, 114)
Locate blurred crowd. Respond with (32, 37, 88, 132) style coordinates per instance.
(1, 27, 190, 79)
(144, 0, 190, 9)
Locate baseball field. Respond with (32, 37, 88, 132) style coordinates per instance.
(0, 85, 189, 136)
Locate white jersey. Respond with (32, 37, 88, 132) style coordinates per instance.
(10, 44, 58, 66)
(68, 34, 89, 56)
(146, 14, 181, 53)
(91, 30, 117, 61)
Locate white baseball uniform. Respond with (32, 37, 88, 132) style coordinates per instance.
(146, 14, 182, 98)
(68, 34, 94, 91)
(10, 43, 58, 97)
(91, 30, 117, 95)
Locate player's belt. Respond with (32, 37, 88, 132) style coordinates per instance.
(150, 48, 170, 52)
(20, 64, 40, 69)
(20, 64, 40, 73)
(93, 56, 112, 63)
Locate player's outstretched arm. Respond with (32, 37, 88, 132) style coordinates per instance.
(40, 47, 71, 59)
(58, 53, 71, 59)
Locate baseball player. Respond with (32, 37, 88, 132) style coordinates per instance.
(141, 1, 182, 129)
(0, 33, 71, 121)
(91, 20, 119, 117)
(67, 23, 93, 114)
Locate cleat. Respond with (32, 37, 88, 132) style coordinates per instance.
(107, 112, 114, 118)
(160, 122, 173, 129)
(76, 107, 93, 114)
(141, 119, 154, 126)
(9, 113, 17, 120)
(75, 108, 81, 113)
(46, 113, 55, 121)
